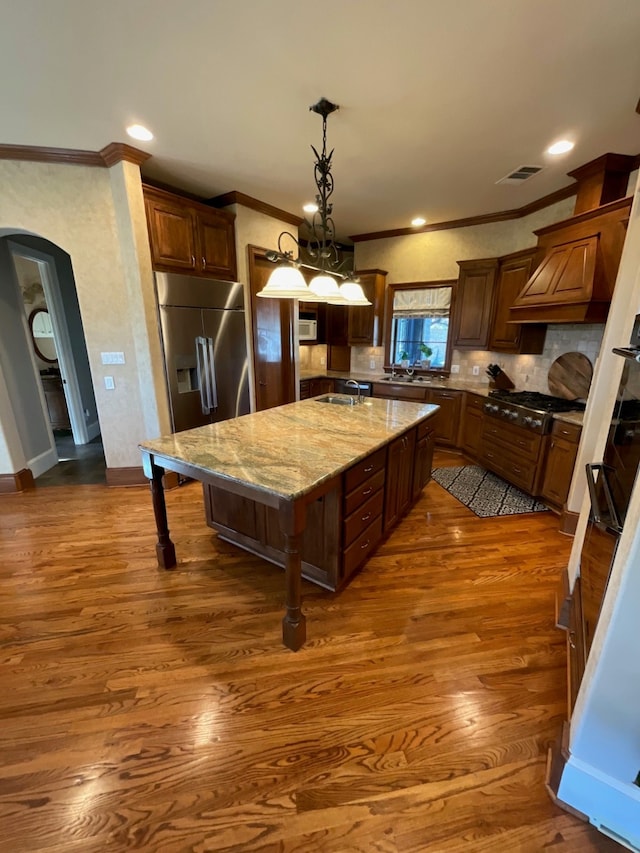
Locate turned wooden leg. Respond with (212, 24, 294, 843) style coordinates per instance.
(148, 460, 176, 569)
(279, 501, 307, 651)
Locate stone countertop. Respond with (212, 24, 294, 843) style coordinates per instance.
(300, 372, 586, 423)
(140, 396, 438, 502)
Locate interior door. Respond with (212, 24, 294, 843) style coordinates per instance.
(248, 246, 296, 411)
(158, 305, 209, 433)
(202, 308, 250, 423)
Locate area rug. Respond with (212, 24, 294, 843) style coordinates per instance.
(431, 465, 548, 518)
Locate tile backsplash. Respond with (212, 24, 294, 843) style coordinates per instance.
(349, 323, 605, 397)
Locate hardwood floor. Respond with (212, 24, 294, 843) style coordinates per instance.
(0, 450, 622, 852)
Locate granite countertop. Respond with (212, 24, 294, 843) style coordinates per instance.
(300, 372, 585, 424)
(140, 396, 438, 502)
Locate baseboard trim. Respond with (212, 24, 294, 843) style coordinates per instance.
(0, 468, 36, 494)
(545, 721, 590, 822)
(560, 508, 580, 536)
(105, 466, 180, 489)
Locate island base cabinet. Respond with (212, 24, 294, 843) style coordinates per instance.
(203, 420, 435, 592)
(204, 483, 342, 590)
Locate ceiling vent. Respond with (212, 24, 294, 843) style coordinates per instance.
(496, 165, 543, 185)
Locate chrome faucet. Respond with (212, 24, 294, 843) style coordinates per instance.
(345, 379, 362, 404)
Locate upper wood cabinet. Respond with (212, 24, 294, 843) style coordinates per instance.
(452, 259, 499, 349)
(489, 249, 546, 354)
(143, 185, 237, 281)
(348, 269, 387, 346)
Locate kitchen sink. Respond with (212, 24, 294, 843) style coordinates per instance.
(314, 395, 357, 406)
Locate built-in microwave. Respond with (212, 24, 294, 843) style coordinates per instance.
(299, 318, 317, 341)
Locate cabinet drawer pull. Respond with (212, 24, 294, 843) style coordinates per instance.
(439, 393, 455, 399)
(364, 465, 374, 473)
(362, 487, 373, 497)
(569, 631, 577, 650)
(516, 440, 527, 447)
(360, 539, 370, 550)
(191, 254, 196, 266)
(202, 256, 206, 270)
(361, 512, 372, 522)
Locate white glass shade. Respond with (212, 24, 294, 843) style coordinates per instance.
(309, 274, 341, 299)
(256, 264, 310, 299)
(326, 280, 371, 305)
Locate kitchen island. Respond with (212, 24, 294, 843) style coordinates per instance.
(139, 395, 438, 650)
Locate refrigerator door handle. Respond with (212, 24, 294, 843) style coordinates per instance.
(207, 337, 218, 411)
(196, 336, 212, 414)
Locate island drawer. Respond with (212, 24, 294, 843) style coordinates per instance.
(344, 469, 385, 516)
(343, 488, 385, 547)
(343, 514, 384, 580)
(344, 447, 386, 492)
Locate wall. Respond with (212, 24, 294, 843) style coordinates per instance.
(0, 158, 165, 476)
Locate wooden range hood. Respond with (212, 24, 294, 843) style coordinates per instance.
(509, 153, 636, 324)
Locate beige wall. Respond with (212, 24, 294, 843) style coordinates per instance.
(354, 197, 576, 281)
(0, 159, 164, 473)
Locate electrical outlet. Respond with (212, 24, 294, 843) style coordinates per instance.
(472, 366, 480, 376)
(320, 356, 326, 366)
(104, 376, 115, 390)
(451, 364, 460, 374)
(369, 359, 376, 370)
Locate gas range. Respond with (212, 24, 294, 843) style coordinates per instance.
(483, 390, 585, 434)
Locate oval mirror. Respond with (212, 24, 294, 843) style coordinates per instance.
(29, 308, 58, 363)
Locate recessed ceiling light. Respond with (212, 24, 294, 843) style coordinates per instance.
(303, 202, 319, 214)
(547, 140, 574, 155)
(126, 124, 154, 142)
(411, 217, 427, 227)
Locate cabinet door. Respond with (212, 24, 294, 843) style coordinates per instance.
(541, 437, 578, 506)
(197, 208, 238, 281)
(427, 389, 462, 446)
(412, 426, 435, 500)
(489, 250, 545, 353)
(384, 430, 416, 532)
(453, 259, 499, 349)
(326, 304, 349, 345)
(145, 195, 197, 271)
(309, 378, 334, 396)
(248, 246, 296, 411)
(461, 407, 483, 458)
(347, 270, 386, 346)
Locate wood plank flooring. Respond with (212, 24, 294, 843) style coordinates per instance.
(0, 450, 622, 852)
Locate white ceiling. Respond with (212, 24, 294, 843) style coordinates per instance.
(2, 0, 640, 239)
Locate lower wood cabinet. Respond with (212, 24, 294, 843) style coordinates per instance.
(41, 375, 71, 430)
(540, 420, 582, 508)
(384, 430, 416, 533)
(480, 417, 545, 495)
(461, 392, 484, 459)
(427, 389, 462, 446)
(204, 422, 433, 591)
(309, 378, 334, 396)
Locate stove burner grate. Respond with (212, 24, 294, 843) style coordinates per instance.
(488, 390, 585, 413)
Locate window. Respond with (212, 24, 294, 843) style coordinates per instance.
(383, 281, 456, 373)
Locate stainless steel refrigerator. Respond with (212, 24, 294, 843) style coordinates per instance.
(155, 272, 250, 433)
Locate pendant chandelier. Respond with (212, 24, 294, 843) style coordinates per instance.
(257, 98, 370, 306)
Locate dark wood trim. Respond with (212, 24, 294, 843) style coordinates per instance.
(0, 144, 104, 167)
(0, 142, 150, 168)
(0, 468, 35, 494)
(350, 184, 578, 243)
(99, 142, 151, 167)
(545, 722, 590, 822)
(210, 191, 304, 227)
(533, 195, 632, 236)
(106, 466, 180, 488)
(140, 176, 207, 203)
(560, 508, 580, 536)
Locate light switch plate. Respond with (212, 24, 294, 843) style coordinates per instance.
(451, 364, 460, 374)
(101, 351, 125, 365)
(104, 376, 115, 390)
(472, 366, 480, 376)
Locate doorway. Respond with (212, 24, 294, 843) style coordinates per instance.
(0, 233, 105, 486)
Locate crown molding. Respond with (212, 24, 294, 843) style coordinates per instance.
(0, 142, 150, 168)
(0, 143, 104, 166)
(350, 183, 579, 243)
(210, 190, 304, 227)
(99, 142, 151, 167)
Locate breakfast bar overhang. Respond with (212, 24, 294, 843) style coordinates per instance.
(139, 395, 438, 650)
